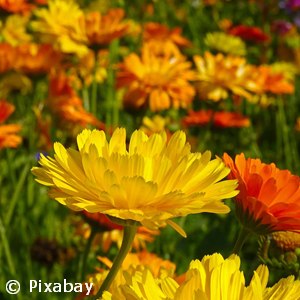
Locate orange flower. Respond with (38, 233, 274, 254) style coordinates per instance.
(143, 22, 191, 47)
(117, 42, 196, 111)
(250, 65, 294, 95)
(229, 25, 270, 43)
(98, 250, 176, 277)
(223, 153, 300, 234)
(85, 8, 129, 45)
(0, 100, 22, 149)
(194, 52, 258, 102)
(75, 212, 159, 252)
(272, 231, 300, 251)
(47, 72, 104, 130)
(0, 0, 34, 14)
(0, 43, 15, 73)
(183, 110, 250, 128)
(14, 43, 61, 74)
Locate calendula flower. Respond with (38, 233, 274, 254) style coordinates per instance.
(271, 62, 298, 82)
(205, 32, 246, 56)
(194, 52, 258, 102)
(229, 25, 270, 43)
(1, 14, 32, 46)
(101, 252, 300, 300)
(0, 0, 34, 13)
(117, 43, 196, 111)
(140, 115, 170, 136)
(77, 211, 159, 252)
(0, 100, 22, 149)
(143, 22, 191, 47)
(0, 43, 15, 73)
(182, 110, 250, 128)
(32, 128, 238, 235)
(68, 49, 108, 87)
(31, 0, 88, 57)
(98, 250, 176, 278)
(0, 72, 32, 98)
(250, 65, 294, 95)
(47, 72, 104, 130)
(271, 231, 300, 251)
(85, 8, 129, 45)
(223, 153, 300, 235)
(14, 43, 61, 74)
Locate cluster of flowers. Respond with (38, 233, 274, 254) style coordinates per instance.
(2, 0, 300, 298)
(32, 128, 300, 298)
(1, 0, 299, 151)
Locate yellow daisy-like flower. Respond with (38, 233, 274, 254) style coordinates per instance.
(205, 32, 246, 56)
(31, 0, 88, 57)
(194, 51, 258, 102)
(117, 42, 196, 112)
(32, 128, 237, 235)
(102, 253, 300, 300)
(1, 14, 32, 46)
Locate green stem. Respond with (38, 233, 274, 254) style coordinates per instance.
(0, 215, 16, 275)
(233, 227, 252, 254)
(94, 225, 137, 299)
(79, 227, 97, 282)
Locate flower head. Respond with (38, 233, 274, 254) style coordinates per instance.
(0, 100, 22, 149)
(32, 128, 237, 234)
(31, 0, 88, 57)
(1, 14, 32, 46)
(117, 43, 196, 111)
(47, 72, 104, 130)
(194, 52, 258, 102)
(205, 32, 246, 56)
(85, 8, 129, 45)
(101, 252, 300, 300)
(271, 231, 300, 251)
(223, 153, 300, 234)
(0, 0, 34, 14)
(229, 25, 270, 43)
(14, 43, 61, 74)
(182, 110, 250, 128)
(143, 22, 191, 48)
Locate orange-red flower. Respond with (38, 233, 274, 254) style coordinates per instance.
(182, 110, 250, 128)
(229, 25, 270, 43)
(85, 8, 129, 45)
(0, 0, 34, 14)
(0, 100, 22, 149)
(76, 212, 159, 252)
(143, 22, 191, 47)
(14, 43, 61, 74)
(117, 42, 196, 111)
(47, 72, 104, 130)
(223, 153, 300, 234)
(250, 65, 294, 95)
(0, 43, 15, 73)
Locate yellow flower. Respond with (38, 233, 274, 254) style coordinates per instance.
(103, 253, 300, 300)
(31, 0, 88, 57)
(32, 128, 237, 235)
(194, 52, 258, 102)
(140, 115, 170, 136)
(205, 32, 246, 56)
(117, 42, 196, 111)
(1, 14, 32, 46)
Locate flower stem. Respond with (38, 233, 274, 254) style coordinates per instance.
(94, 224, 138, 299)
(233, 227, 252, 254)
(79, 227, 97, 282)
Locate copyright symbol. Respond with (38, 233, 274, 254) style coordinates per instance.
(6, 280, 20, 295)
